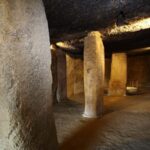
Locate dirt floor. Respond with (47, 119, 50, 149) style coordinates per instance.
(54, 93, 150, 150)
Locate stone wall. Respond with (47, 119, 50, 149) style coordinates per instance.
(56, 53, 150, 102)
(127, 54, 150, 89)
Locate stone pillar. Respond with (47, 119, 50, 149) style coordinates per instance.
(0, 0, 58, 149)
(51, 45, 58, 103)
(66, 54, 84, 101)
(74, 57, 84, 99)
(66, 55, 75, 99)
(108, 53, 127, 96)
(57, 49, 67, 102)
(83, 32, 105, 118)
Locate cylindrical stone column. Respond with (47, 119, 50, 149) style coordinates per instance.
(0, 0, 58, 149)
(108, 53, 127, 96)
(83, 31, 105, 118)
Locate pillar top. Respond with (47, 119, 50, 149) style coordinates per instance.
(87, 31, 102, 37)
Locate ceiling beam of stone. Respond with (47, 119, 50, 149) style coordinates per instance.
(44, 0, 150, 43)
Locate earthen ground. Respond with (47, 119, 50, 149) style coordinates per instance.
(54, 93, 150, 150)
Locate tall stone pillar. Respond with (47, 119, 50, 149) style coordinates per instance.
(57, 49, 67, 102)
(108, 53, 127, 96)
(66, 54, 84, 101)
(0, 0, 58, 149)
(73, 57, 84, 100)
(83, 32, 105, 118)
(66, 54, 75, 99)
(51, 45, 58, 103)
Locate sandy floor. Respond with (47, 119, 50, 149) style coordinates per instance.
(54, 94, 150, 150)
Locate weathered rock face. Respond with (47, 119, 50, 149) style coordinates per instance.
(0, 0, 57, 149)
(66, 55, 84, 101)
(51, 45, 58, 103)
(127, 54, 150, 89)
(46, 0, 150, 30)
(83, 32, 105, 118)
(109, 53, 127, 96)
(44, 0, 150, 43)
(57, 49, 67, 102)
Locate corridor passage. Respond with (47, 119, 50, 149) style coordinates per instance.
(54, 94, 150, 150)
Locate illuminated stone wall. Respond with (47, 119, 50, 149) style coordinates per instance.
(66, 57, 111, 101)
(66, 55, 84, 102)
(58, 53, 150, 101)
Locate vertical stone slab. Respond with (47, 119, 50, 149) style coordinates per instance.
(74, 57, 84, 98)
(66, 55, 84, 102)
(83, 31, 105, 118)
(51, 45, 58, 103)
(0, 0, 58, 149)
(108, 53, 127, 96)
(66, 54, 75, 99)
(57, 49, 67, 102)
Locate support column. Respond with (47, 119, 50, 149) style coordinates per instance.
(57, 49, 67, 102)
(0, 0, 58, 149)
(66, 54, 75, 99)
(74, 57, 84, 100)
(66, 54, 84, 102)
(83, 31, 105, 118)
(51, 45, 58, 103)
(108, 53, 127, 96)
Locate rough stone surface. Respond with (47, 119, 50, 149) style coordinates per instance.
(44, 0, 150, 43)
(51, 45, 58, 103)
(127, 54, 150, 89)
(66, 55, 75, 99)
(57, 49, 67, 102)
(83, 32, 105, 118)
(0, 0, 57, 149)
(109, 53, 127, 96)
(66, 55, 84, 101)
(45, 0, 150, 30)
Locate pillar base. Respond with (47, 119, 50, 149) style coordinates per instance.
(82, 113, 99, 119)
